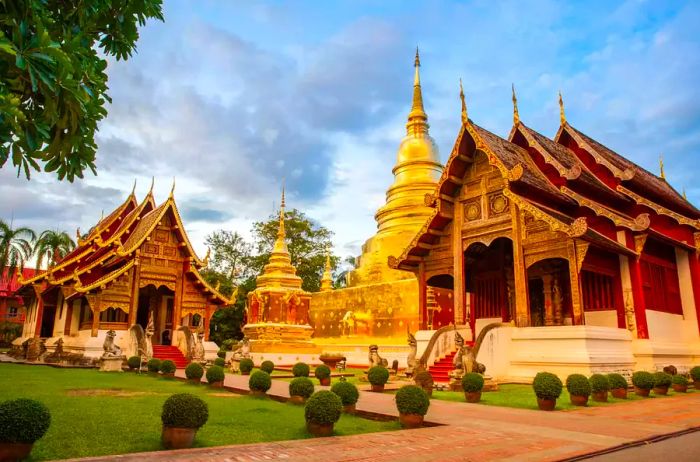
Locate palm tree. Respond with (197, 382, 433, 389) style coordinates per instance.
(34, 230, 76, 270)
(0, 219, 36, 280)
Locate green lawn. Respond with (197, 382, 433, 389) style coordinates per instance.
(0, 363, 400, 461)
(270, 367, 367, 385)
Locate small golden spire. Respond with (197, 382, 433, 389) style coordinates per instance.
(406, 47, 428, 136)
(459, 79, 468, 125)
(169, 177, 176, 198)
(320, 246, 333, 291)
(659, 155, 666, 180)
(512, 83, 520, 125)
(559, 91, 566, 125)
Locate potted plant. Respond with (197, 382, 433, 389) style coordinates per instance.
(632, 371, 654, 397)
(319, 353, 345, 369)
(206, 365, 225, 388)
(213, 357, 226, 368)
(331, 381, 360, 413)
(395, 385, 430, 428)
(160, 393, 208, 449)
(413, 371, 434, 397)
(0, 398, 51, 461)
(589, 374, 610, 402)
(672, 374, 689, 393)
(690, 366, 700, 388)
(147, 358, 161, 377)
(652, 371, 672, 395)
(565, 374, 590, 406)
(239, 358, 254, 376)
(289, 377, 315, 404)
(185, 362, 204, 384)
(606, 373, 628, 399)
(160, 360, 177, 378)
(249, 371, 272, 397)
(462, 373, 485, 403)
(304, 390, 342, 437)
(260, 360, 275, 374)
(293, 362, 310, 377)
(127, 356, 141, 371)
(367, 366, 389, 392)
(315, 364, 332, 386)
(532, 372, 563, 411)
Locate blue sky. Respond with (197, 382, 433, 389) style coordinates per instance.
(2, 0, 700, 260)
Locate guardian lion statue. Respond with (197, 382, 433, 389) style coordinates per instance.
(368, 344, 388, 368)
(450, 331, 485, 380)
(102, 330, 123, 358)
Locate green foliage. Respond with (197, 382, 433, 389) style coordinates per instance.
(653, 372, 672, 388)
(672, 375, 688, 386)
(216, 350, 226, 359)
(367, 366, 389, 386)
(607, 373, 628, 390)
(160, 360, 176, 374)
(160, 393, 208, 429)
(395, 385, 430, 416)
(304, 391, 342, 425)
(690, 366, 700, 381)
(34, 230, 75, 269)
(126, 356, 141, 370)
(260, 360, 275, 374)
(214, 357, 225, 367)
(0, 321, 22, 347)
(461, 373, 485, 393)
(0, 0, 164, 180)
(632, 371, 654, 390)
(239, 358, 254, 374)
(0, 398, 50, 443)
(589, 374, 610, 393)
(289, 377, 315, 399)
(205, 365, 225, 384)
(146, 358, 161, 373)
(314, 364, 331, 380)
(414, 371, 434, 388)
(566, 374, 591, 397)
(185, 362, 204, 380)
(331, 381, 359, 406)
(532, 372, 563, 400)
(208, 305, 247, 345)
(292, 362, 310, 377)
(221, 339, 236, 351)
(249, 371, 271, 392)
(0, 220, 35, 280)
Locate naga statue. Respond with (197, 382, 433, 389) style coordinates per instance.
(192, 330, 206, 362)
(368, 344, 388, 368)
(102, 330, 123, 358)
(450, 330, 485, 380)
(25, 337, 46, 361)
(406, 331, 417, 376)
(144, 310, 155, 359)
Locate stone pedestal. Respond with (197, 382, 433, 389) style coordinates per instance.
(99, 356, 125, 372)
(483, 375, 499, 392)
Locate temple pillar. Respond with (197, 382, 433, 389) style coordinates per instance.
(204, 301, 211, 341)
(33, 291, 44, 337)
(418, 263, 427, 329)
(511, 205, 529, 327)
(567, 241, 585, 325)
(626, 233, 649, 339)
(452, 203, 465, 324)
(173, 262, 184, 330)
(542, 274, 554, 326)
(682, 249, 700, 335)
(128, 263, 140, 327)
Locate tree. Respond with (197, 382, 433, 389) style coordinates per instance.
(0, 0, 164, 181)
(0, 218, 34, 278)
(34, 229, 75, 269)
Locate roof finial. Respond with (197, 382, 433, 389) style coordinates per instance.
(559, 91, 566, 125)
(203, 247, 211, 266)
(131, 179, 137, 196)
(149, 176, 155, 194)
(76, 227, 81, 242)
(169, 177, 176, 198)
(512, 83, 520, 125)
(459, 78, 468, 125)
(659, 155, 666, 180)
(100, 209, 104, 222)
(683, 187, 688, 200)
(406, 47, 428, 136)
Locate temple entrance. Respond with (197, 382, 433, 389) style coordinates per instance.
(527, 258, 572, 326)
(40, 305, 56, 338)
(135, 285, 175, 345)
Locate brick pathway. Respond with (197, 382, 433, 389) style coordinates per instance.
(68, 373, 700, 462)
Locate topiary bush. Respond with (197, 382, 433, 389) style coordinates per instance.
(395, 385, 430, 416)
(690, 366, 700, 382)
(161, 393, 208, 429)
(607, 373, 628, 390)
(260, 360, 275, 374)
(239, 358, 254, 374)
(367, 366, 389, 386)
(672, 375, 689, 386)
(0, 398, 51, 443)
(249, 371, 272, 392)
(414, 371, 434, 388)
(290, 377, 315, 399)
(214, 357, 225, 368)
(293, 362, 310, 377)
(185, 362, 204, 380)
(160, 360, 176, 374)
(206, 365, 225, 384)
(566, 374, 591, 397)
(589, 374, 610, 393)
(305, 390, 342, 425)
(331, 381, 359, 406)
(314, 364, 331, 380)
(632, 371, 654, 390)
(461, 373, 485, 393)
(532, 372, 563, 400)
(217, 350, 226, 359)
(653, 371, 672, 388)
(147, 358, 161, 373)
(127, 356, 141, 370)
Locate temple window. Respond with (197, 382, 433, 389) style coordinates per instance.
(640, 240, 682, 315)
(99, 307, 128, 323)
(79, 300, 93, 330)
(581, 271, 615, 311)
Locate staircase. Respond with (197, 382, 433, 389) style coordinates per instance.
(152, 345, 189, 369)
(428, 350, 457, 382)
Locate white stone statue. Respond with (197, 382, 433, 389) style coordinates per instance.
(406, 331, 417, 376)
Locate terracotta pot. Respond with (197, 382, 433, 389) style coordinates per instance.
(611, 388, 627, 399)
(343, 404, 356, 413)
(399, 413, 424, 428)
(319, 377, 331, 386)
(371, 384, 385, 393)
(209, 381, 224, 388)
(241, 370, 251, 376)
(249, 390, 266, 398)
(464, 391, 482, 403)
(672, 384, 688, 393)
(306, 421, 334, 437)
(635, 387, 651, 397)
(320, 358, 342, 369)
(537, 398, 556, 411)
(289, 395, 306, 405)
(653, 386, 669, 396)
(592, 391, 608, 402)
(187, 378, 201, 385)
(0, 442, 33, 462)
(161, 426, 196, 449)
(570, 394, 589, 406)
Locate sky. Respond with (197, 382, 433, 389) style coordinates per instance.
(2, 0, 700, 263)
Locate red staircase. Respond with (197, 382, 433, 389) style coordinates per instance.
(428, 350, 456, 382)
(152, 345, 189, 369)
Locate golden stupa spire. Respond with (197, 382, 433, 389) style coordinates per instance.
(406, 47, 428, 136)
(512, 84, 520, 125)
(273, 185, 288, 254)
(559, 91, 566, 125)
(459, 78, 468, 125)
(659, 155, 666, 180)
(320, 247, 333, 292)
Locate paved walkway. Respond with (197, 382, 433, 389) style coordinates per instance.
(70, 372, 700, 462)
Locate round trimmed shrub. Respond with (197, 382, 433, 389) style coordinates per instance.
(249, 370, 272, 392)
(293, 362, 310, 377)
(217, 350, 226, 359)
(395, 385, 430, 416)
(462, 373, 485, 393)
(305, 391, 342, 425)
(160, 360, 176, 374)
(414, 371, 434, 388)
(0, 398, 51, 443)
(589, 374, 610, 393)
(214, 357, 225, 368)
(672, 375, 689, 386)
(632, 371, 654, 390)
(331, 381, 359, 406)
(532, 372, 563, 400)
(239, 358, 254, 374)
(607, 373, 628, 390)
(161, 393, 208, 429)
(367, 366, 389, 386)
(147, 358, 161, 373)
(185, 362, 204, 380)
(127, 356, 141, 370)
(206, 365, 225, 384)
(314, 364, 331, 380)
(260, 360, 275, 374)
(690, 366, 700, 381)
(653, 371, 672, 388)
(290, 377, 315, 399)
(566, 374, 591, 397)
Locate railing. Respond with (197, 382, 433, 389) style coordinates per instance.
(175, 326, 193, 359)
(418, 324, 470, 369)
